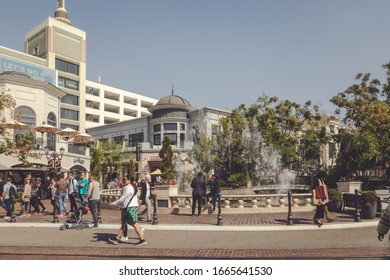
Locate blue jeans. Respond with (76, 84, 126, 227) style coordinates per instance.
(56, 193, 68, 214)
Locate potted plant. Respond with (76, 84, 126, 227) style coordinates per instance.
(360, 190, 378, 219)
(327, 188, 343, 212)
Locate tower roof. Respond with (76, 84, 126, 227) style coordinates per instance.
(54, 0, 71, 25)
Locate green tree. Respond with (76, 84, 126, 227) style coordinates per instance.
(89, 141, 104, 180)
(159, 136, 174, 180)
(330, 65, 390, 176)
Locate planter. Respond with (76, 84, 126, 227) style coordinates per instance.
(336, 181, 362, 193)
(361, 204, 377, 219)
(328, 199, 342, 212)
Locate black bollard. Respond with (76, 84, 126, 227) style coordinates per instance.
(152, 194, 158, 225)
(287, 189, 293, 225)
(354, 189, 361, 222)
(97, 201, 102, 224)
(216, 193, 223, 226)
(10, 201, 16, 223)
(52, 198, 59, 223)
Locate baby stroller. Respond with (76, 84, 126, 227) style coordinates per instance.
(59, 201, 93, 230)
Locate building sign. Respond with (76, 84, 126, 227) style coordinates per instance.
(0, 54, 56, 84)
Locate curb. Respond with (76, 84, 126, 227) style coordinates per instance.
(0, 220, 378, 231)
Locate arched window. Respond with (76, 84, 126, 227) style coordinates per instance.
(47, 112, 57, 150)
(15, 106, 36, 128)
(14, 106, 36, 146)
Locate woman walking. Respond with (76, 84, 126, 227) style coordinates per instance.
(21, 178, 31, 217)
(109, 175, 146, 246)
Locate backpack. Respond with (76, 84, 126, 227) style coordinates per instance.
(8, 184, 16, 199)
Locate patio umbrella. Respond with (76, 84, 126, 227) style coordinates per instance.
(56, 127, 79, 140)
(5, 121, 30, 130)
(150, 169, 162, 175)
(71, 133, 93, 144)
(33, 123, 59, 134)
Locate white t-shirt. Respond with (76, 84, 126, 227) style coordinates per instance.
(111, 183, 138, 208)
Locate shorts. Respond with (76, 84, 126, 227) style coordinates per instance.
(123, 207, 138, 224)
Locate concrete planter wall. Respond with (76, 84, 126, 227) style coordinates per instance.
(336, 181, 362, 193)
(155, 184, 178, 207)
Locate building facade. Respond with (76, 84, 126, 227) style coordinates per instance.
(0, 1, 158, 174)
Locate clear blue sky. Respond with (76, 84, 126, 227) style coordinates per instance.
(2, 0, 390, 114)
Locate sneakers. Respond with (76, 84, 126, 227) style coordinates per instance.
(135, 239, 147, 246)
(91, 225, 99, 229)
(108, 237, 119, 245)
(57, 214, 63, 217)
(120, 236, 128, 242)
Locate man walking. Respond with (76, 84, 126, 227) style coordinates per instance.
(67, 173, 78, 212)
(2, 177, 16, 220)
(191, 171, 206, 217)
(86, 175, 101, 229)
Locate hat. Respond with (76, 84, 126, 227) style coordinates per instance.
(36, 177, 42, 181)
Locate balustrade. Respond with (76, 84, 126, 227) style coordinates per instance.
(99, 189, 314, 212)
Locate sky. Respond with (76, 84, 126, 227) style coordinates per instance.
(2, 0, 390, 114)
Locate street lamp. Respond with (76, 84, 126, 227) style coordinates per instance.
(45, 146, 65, 180)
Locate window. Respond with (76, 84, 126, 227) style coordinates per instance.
(86, 86, 100, 96)
(113, 135, 125, 145)
(61, 94, 79, 106)
(180, 123, 186, 131)
(32, 46, 39, 56)
(60, 123, 78, 130)
(86, 100, 100, 109)
(15, 106, 36, 128)
(180, 133, 185, 148)
(154, 134, 161, 145)
(58, 77, 79, 90)
(154, 124, 161, 132)
(55, 58, 79, 76)
(164, 123, 177, 131)
(61, 108, 79, 121)
(129, 132, 144, 147)
(328, 142, 337, 158)
(164, 133, 177, 145)
(86, 114, 99, 123)
(329, 124, 335, 134)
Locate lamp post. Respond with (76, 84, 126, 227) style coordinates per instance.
(45, 146, 65, 180)
(45, 146, 65, 223)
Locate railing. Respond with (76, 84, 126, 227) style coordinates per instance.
(100, 189, 314, 211)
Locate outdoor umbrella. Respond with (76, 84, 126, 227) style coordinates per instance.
(71, 132, 93, 144)
(33, 123, 59, 134)
(150, 169, 162, 175)
(56, 127, 79, 140)
(5, 121, 30, 130)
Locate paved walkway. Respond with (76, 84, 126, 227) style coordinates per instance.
(1, 200, 389, 260)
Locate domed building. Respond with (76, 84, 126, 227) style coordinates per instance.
(87, 92, 229, 181)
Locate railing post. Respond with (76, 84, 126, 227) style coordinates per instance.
(152, 194, 159, 225)
(52, 198, 59, 223)
(354, 189, 361, 222)
(97, 200, 102, 224)
(287, 190, 293, 225)
(216, 193, 223, 226)
(10, 200, 16, 223)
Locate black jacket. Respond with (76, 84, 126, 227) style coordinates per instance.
(191, 176, 206, 196)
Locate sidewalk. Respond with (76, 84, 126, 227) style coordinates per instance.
(0, 198, 379, 229)
(0, 199, 388, 260)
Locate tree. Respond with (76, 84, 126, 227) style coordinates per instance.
(89, 141, 104, 180)
(330, 65, 390, 176)
(159, 136, 174, 180)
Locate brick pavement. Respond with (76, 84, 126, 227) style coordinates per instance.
(1, 199, 387, 260)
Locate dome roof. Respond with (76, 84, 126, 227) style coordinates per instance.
(155, 95, 192, 107)
(149, 94, 195, 114)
